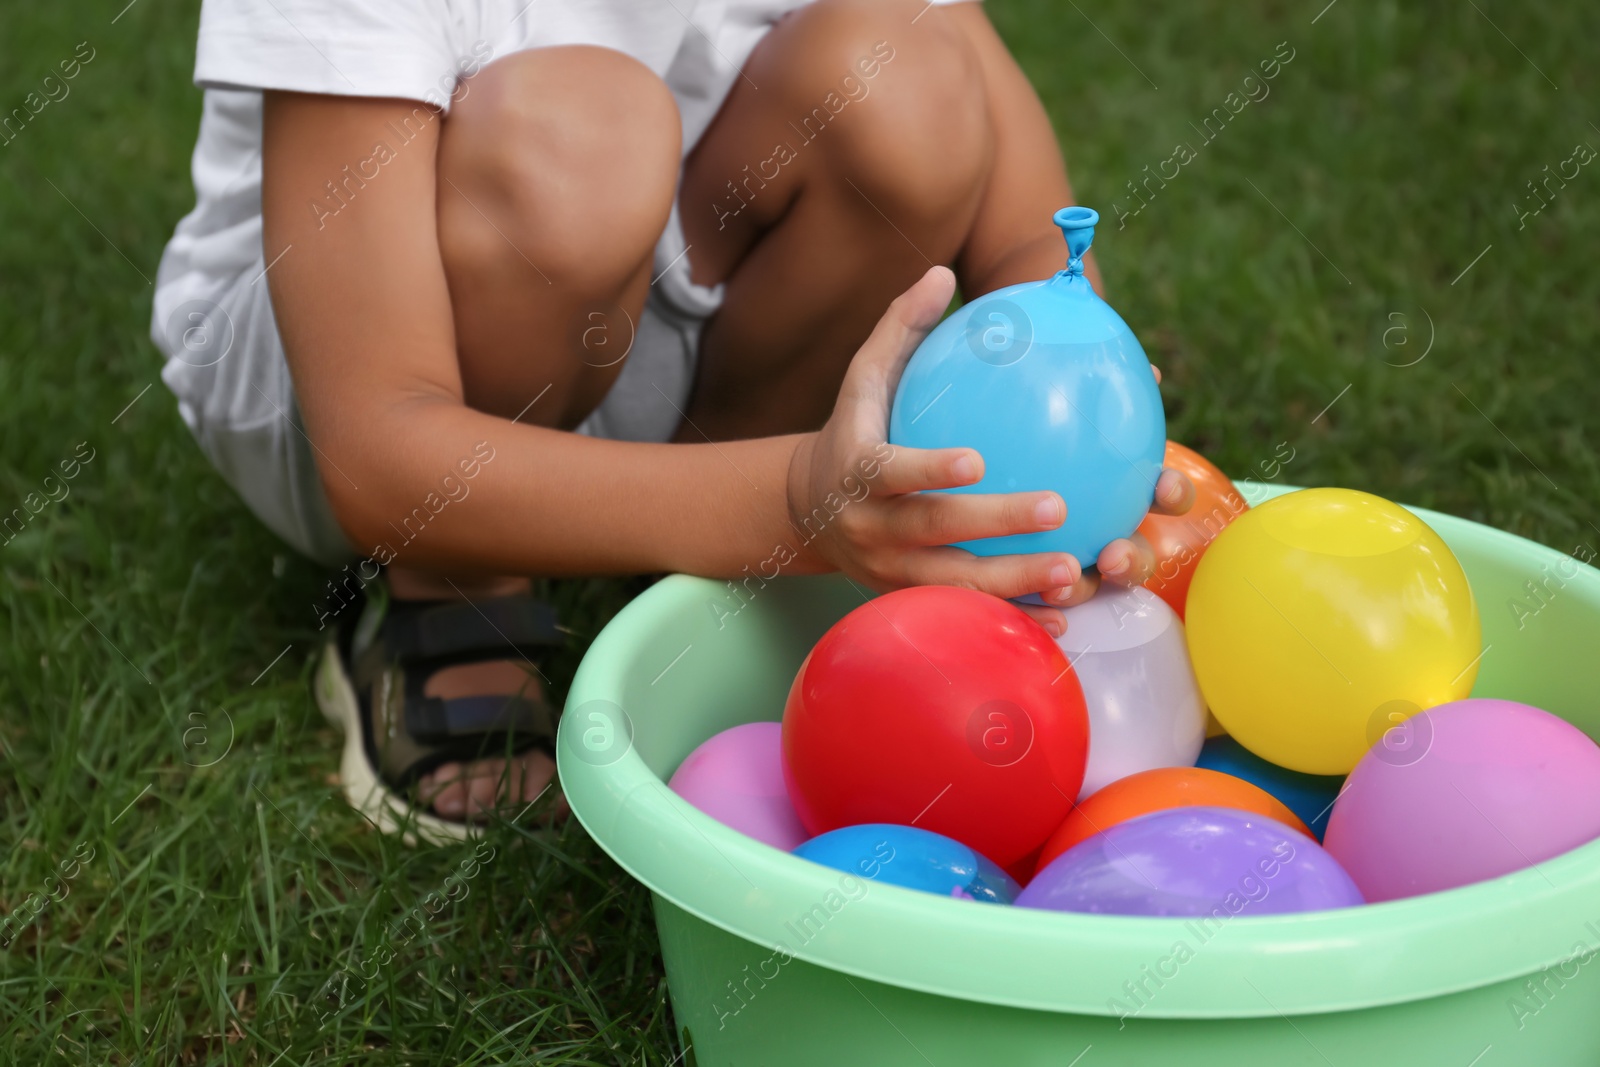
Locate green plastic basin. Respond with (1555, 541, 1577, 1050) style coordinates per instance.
(558, 485, 1600, 1065)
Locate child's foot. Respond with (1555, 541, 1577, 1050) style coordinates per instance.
(385, 568, 559, 822)
(413, 660, 557, 819)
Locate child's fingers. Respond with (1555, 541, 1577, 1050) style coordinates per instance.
(902, 546, 1082, 606)
(1014, 601, 1069, 639)
(837, 266, 956, 411)
(883, 490, 1065, 547)
(1057, 569, 1101, 607)
(869, 445, 983, 495)
(1149, 468, 1195, 516)
(1095, 532, 1158, 586)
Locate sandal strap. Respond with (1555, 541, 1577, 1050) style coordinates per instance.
(403, 671, 553, 748)
(368, 669, 559, 788)
(352, 594, 562, 692)
(405, 692, 553, 745)
(382, 596, 561, 662)
(345, 583, 565, 790)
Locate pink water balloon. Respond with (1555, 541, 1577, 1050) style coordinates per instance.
(668, 722, 808, 850)
(1324, 699, 1600, 902)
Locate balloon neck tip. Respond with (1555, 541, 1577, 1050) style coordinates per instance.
(1053, 206, 1099, 275)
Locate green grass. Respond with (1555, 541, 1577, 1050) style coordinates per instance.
(2, 0, 1597, 1062)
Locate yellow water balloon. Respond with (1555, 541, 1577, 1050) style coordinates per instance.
(1185, 488, 1481, 775)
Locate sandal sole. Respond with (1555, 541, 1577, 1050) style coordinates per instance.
(314, 638, 479, 846)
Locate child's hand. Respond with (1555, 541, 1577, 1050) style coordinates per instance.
(1070, 353, 1197, 605)
(1077, 469, 1193, 603)
(787, 266, 1078, 634)
(787, 267, 1192, 637)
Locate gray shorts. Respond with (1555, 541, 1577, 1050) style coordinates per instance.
(152, 203, 719, 565)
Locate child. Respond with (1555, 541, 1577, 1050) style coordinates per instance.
(151, 0, 1190, 839)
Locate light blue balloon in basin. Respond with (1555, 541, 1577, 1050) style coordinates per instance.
(793, 824, 1020, 904)
(1196, 735, 1345, 841)
(889, 207, 1166, 562)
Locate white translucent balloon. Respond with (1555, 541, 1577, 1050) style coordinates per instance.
(1056, 584, 1206, 799)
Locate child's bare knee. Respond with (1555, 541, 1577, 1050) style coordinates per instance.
(439, 45, 681, 292)
(757, 0, 991, 223)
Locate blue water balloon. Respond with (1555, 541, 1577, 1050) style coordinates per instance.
(793, 824, 1019, 904)
(1196, 735, 1346, 840)
(889, 207, 1166, 563)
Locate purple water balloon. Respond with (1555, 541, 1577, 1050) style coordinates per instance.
(1325, 698, 1600, 902)
(668, 722, 809, 850)
(1017, 807, 1364, 917)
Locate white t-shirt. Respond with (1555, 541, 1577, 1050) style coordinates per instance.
(153, 0, 970, 331)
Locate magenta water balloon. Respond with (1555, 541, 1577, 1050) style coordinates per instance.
(1324, 699, 1600, 902)
(1017, 807, 1363, 917)
(668, 722, 808, 850)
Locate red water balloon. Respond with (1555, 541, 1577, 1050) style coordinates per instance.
(782, 587, 1090, 868)
(1139, 441, 1248, 619)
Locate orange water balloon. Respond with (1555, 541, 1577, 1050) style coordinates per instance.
(1140, 441, 1248, 619)
(1034, 766, 1313, 877)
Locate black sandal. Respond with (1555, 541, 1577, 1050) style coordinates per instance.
(314, 578, 563, 843)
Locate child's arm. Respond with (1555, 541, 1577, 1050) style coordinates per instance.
(261, 93, 1080, 605)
